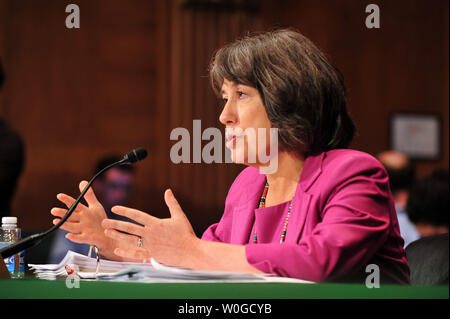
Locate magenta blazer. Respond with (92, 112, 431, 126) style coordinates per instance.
(202, 149, 410, 284)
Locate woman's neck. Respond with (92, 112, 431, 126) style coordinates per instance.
(264, 151, 305, 207)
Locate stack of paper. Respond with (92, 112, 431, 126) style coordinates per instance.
(28, 250, 150, 280)
(29, 250, 312, 283)
(98, 260, 270, 282)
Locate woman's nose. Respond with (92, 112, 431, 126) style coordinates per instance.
(219, 100, 238, 126)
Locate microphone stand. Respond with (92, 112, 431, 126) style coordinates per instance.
(0, 148, 147, 278)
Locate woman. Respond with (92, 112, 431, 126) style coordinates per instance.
(51, 29, 410, 283)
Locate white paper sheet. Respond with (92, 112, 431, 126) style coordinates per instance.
(29, 250, 313, 284)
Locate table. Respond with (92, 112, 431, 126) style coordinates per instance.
(0, 277, 447, 299)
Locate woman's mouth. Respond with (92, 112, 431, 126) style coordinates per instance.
(225, 133, 243, 149)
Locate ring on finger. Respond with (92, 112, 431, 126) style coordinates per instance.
(137, 237, 143, 248)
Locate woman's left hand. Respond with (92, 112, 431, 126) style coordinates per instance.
(101, 189, 199, 265)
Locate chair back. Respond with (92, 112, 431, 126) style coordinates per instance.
(406, 233, 449, 285)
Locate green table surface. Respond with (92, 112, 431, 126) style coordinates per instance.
(0, 277, 448, 299)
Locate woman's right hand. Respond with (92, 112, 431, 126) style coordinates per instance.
(50, 180, 119, 261)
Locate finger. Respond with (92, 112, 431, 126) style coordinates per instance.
(164, 189, 184, 218)
(50, 207, 67, 217)
(50, 208, 80, 222)
(111, 206, 157, 226)
(113, 247, 150, 262)
(66, 233, 89, 245)
(56, 193, 87, 212)
(53, 219, 81, 234)
(79, 180, 101, 208)
(104, 228, 142, 246)
(66, 232, 104, 249)
(102, 219, 145, 237)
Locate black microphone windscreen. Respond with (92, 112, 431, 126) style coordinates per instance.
(125, 147, 148, 163)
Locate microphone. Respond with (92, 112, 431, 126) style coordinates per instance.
(123, 147, 148, 163)
(0, 148, 147, 260)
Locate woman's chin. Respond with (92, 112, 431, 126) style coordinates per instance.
(230, 149, 262, 167)
(228, 148, 245, 165)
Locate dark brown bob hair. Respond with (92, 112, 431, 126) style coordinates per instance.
(209, 29, 355, 155)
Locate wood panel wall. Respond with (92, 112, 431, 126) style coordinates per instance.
(0, 0, 448, 234)
(259, 0, 449, 178)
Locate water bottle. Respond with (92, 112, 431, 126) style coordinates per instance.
(0, 217, 25, 278)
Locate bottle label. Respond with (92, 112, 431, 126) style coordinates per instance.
(0, 243, 24, 274)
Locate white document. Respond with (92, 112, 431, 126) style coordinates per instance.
(29, 250, 313, 283)
(29, 250, 152, 280)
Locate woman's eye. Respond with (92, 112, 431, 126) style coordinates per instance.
(222, 98, 228, 104)
(237, 91, 245, 98)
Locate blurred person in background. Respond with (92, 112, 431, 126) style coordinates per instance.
(377, 150, 421, 246)
(406, 169, 449, 238)
(0, 59, 25, 219)
(49, 155, 135, 263)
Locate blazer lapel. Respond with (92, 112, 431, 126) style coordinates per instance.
(231, 172, 266, 244)
(285, 152, 324, 243)
(285, 190, 312, 244)
(229, 151, 325, 245)
(231, 203, 254, 244)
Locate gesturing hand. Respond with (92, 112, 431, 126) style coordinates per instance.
(50, 180, 117, 260)
(102, 189, 199, 266)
